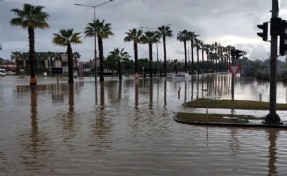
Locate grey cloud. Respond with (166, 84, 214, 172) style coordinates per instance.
(0, 0, 286, 61)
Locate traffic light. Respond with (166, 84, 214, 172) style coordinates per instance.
(279, 20, 287, 56)
(231, 48, 243, 59)
(235, 50, 243, 59)
(257, 22, 268, 41)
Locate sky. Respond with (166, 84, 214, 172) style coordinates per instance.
(1, 0, 287, 62)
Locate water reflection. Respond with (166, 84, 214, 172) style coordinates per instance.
(164, 80, 167, 108)
(135, 79, 139, 109)
(118, 80, 122, 102)
(92, 81, 113, 152)
(268, 129, 279, 176)
(30, 86, 38, 148)
(100, 81, 105, 108)
(19, 86, 49, 173)
(149, 79, 153, 109)
(2, 75, 287, 175)
(62, 84, 75, 142)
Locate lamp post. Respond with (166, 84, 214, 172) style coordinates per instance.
(74, 0, 114, 103)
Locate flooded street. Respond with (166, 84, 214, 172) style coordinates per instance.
(1, 74, 287, 175)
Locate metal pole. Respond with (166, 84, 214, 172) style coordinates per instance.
(265, 0, 281, 123)
(74, 0, 114, 105)
(231, 54, 235, 101)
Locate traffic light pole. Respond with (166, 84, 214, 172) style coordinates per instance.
(265, 0, 281, 124)
(231, 52, 235, 101)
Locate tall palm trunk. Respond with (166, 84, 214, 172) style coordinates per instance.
(118, 59, 122, 80)
(67, 43, 74, 84)
(191, 41, 194, 74)
(28, 27, 36, 85)
(149, 43, 153, 78)
(134, 42, 138, 74)
(98, 36, 104, 81)
(201, 49, 204, 73)
(16, 58, 19, 75)
(163, 36, 167, 76)
(196, 45, 199, 74)
(184, 40, 187, 73)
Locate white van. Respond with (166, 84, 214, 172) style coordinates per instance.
(0, 69, 7, 76)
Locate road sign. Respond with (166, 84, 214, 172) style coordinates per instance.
(229, 65, 240, 77)
(61, 54, 68, 61)
(52, 67, 63, 74)
(55, 60, 62, 68)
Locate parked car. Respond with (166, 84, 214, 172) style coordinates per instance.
(0, 69, 7, 76)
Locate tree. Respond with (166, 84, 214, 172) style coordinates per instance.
(141, 31, 160, 78)
(73, 51, 81, 73)
(187, 31, 199, 74)
(194, 38, 203, 73)
(109, 48, 130, 80)
(157, 25, 173, 76)
(211, 42, 219, 72)
(53, 29, 82, 83)
(0, 43, 2, 50)
(124, 28, 143, 77)
(11, 51, 22, 74)
(85, 19, 113, 81)
(225, 45, 233, 66)
(177, 30, 189, 73)
(10, 3, 49, 85)
(204, 44, 212, 72)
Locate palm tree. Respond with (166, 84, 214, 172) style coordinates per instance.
(187, 31, 199, 74)
(177, 30, 189, 73)
(225, 45, 233, 66)
(157, 25, 173, 76)
(73, 51, 81, 74)
(85, 19, 113, 81)
(46, 51, 55, 71)
(194, 38, 202, 74)
(141, 31, 160, 78)
(52, 29, 82, 83)
(201, 43, 207, 73)
(211, 42, 219, 72)
(124, 28, 143, 77)
(109, 48, 130, 80)
(172, 59, 179, 74)
(11, 51, 22, 74)
(10, 3, 49, 85)
(204, 44, 212, 72)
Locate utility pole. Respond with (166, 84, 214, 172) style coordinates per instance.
(265, 0, 281, 124)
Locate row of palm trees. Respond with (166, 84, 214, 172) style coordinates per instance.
(10, 51, 81, 75)
(9, 3, 243, 85)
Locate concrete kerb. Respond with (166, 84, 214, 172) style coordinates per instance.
(173, 112, 287, 129)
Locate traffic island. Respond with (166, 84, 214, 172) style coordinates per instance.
(173, 112, 287, 128)
(174, 99, 287, 128)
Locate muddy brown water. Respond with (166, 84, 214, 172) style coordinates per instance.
(1, 74, 287, 175)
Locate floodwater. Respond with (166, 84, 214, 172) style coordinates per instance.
(1, 74, 287, 176)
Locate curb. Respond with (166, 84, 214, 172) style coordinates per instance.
(173, 115, 287, 129)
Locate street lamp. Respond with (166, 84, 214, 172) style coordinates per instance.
(74, 0, 114, 82)
(75, 0, 114, 105)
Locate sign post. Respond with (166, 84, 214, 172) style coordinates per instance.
(52, 60, 63, 85)
(229, 64, 240, 101)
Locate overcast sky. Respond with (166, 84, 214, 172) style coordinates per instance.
(1, 0, 287, 62)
